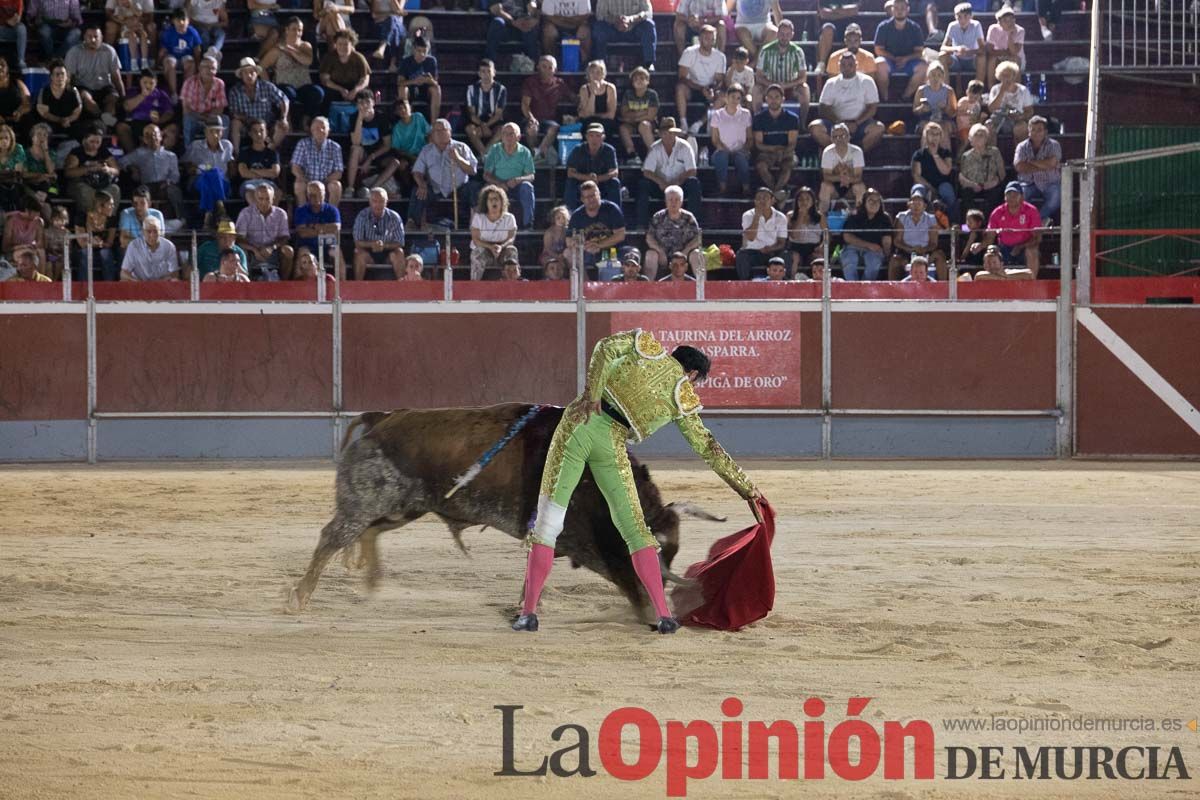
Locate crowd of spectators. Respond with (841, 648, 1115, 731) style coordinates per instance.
(0, 0, 1065, 286)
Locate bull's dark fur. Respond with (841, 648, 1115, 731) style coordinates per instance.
(287, 403, 682, 619)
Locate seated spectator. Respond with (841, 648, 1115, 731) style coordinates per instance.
(344, 90, 390, 196)
(986, 181, 1041, 277)
(579, 60, 619, 138)
(353, 186, 407, 280)
(399, 252, 424, 281)
(565, 122, 621, 209)
(873, 0, 927, 99)
(637, 117, 701, 228)
(291, 116, 344, 205)
(290, 246, 333, 283)
(566, 180, 626, 273)
(592, 0, 656, 69)
(787, 185, 826, 275)
(118, 69, 178, 155)
(618, 66, 658, 164)
(709, 84, 752, 196)
(810, 51, 884, 152)
(752, 84, 799, 202)
(939, 3, 986, 85)
(158, 8, 202, 101)
(465, 59, 507, 158)
(819, 122, 866, 213)
(496, 257, 525, 281)
(293, 180, 341, 263)
(22, 123, 55, 218)
(0, 3, 27, 70)
(183, 120, 234, 223)
(900, 253, 936, 282)
(985, 59, 1034, 143)
(64, 124, 120, 219)
(470, 183, 519, 280)
(486, 0, 540, 64)
(733, 0, 783, 62)
(203, 248, 251, 283)
(675, 0, 727, 54)
(74, 191, 116, 280)
(189, 0, 227, 57)
(985, 5, 1025, 80)
(825, 24, 878, 93)
(409, 118, 477, 229)
(120, 216, 179, 281)
(644, 185, 704, 279)
(34, 60, 85, 138)
(911, 121, 958, 220)
(521, 54, 569, 164)
(5, 197, 45, 265)
(0, 57, 30, 133)
(839, 187, 892, 280)
(320, 29, 371, 117)
(6, 247, 50, 281)
(658, 250, 696, 282)
(228, 57, 290, 155)
(117, 185, 165, 250)
(65, 27, 122, 125)
(815, 0, 861, 76)
(43, 205, 69, 279)
(111, 0, 159, 63)
(397, 34, 440, 123)
(676, 25, 725, 133)
(972, 242, 1033, 280)
(180, 55, 228, 145)
(752, 19, 807, 123)
(753, 254, 787, 281)
(724, 48, 755, 107)
(957, 122, 1004, 216)
(542, 255, 566, 280)
(478, 122, 536, 229)
(540, 204, 570, 266)
(736, 186, 788, 279)
(913, 61, 956, 143)
(236, 184, 294, 279)
(956, 206, 987, 267)
(0, 121, 22, 213)
(795, 256, 844, 283)
(1014, 115, 1062, 224)
(955, 79, 986, 151)
(383, 97, 432, 191)
(196, 218, 248, 278)
(247, 0, 282, 59)
(261, 16, 323, 126)
(120, 124, 184, 221)
(29, 0, 81, 60)
(612, 249, 650, 281)
(889, 184, 946, 279)
(1037, 0, 1065, 40)
(236, 119, 282, 203)
(541, 0, 591, 65)
(314, 0, 354, 45)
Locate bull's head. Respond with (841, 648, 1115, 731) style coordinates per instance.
(632, 463, 680, 571)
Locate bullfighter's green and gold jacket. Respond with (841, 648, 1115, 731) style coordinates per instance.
(583, 329, 756, 499)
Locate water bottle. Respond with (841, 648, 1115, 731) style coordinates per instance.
(1038, 73, 1048, 102)
(1025, 72, 1033, 93)
(801, 29, 809, 43)
(698, 146, 709, 166)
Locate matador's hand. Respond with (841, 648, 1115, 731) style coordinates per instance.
(748, 488, 764, 523)
(565, 398, 600, 426)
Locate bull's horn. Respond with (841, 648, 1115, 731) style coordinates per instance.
(667, 501, 728, 523)
(660, 565, 697, 588)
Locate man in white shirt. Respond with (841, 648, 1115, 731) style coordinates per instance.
(675, 24, 726, 133)
(636, 116, 702, 228)
(818, 122, 866, 212)
(736, 186, 788, 279)
(809, 50, 885, 152)
(120, 217, 180, 281)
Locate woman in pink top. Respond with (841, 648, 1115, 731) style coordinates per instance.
(5, 196, 45, 266)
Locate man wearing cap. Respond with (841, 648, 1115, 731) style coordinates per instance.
(592, 0, 657, 70)
(637, 116, 702, 229)
(499, 256, 526, 282)
(228, 56, 290, 155)
(675, 24, 726, 134)
(180, 55, 228, 146)
(118, 186, 167, 250)
(565, 122, 622, 210)
(752, 84, 799, 202)
(612, 248, 650, 281)
(753, 255, 788, 281)
(542, 256, 566, 280)
(824, 24, 879, 91)
(889, 184, 946, 280)
(657, 250, 697, 282)
(120, 126, 184, 221)
(567, 180, 626, 274)
(197, 218, 249, 279)
(737, 186, 788, 280)
(753, 19, 808, 123)
(810, 50, 884, 152)
(479, 122, 537, 229)
(986, 182, 1041, 277)
(873, 0, 927, 100)
(291, 116, 345, 207)
(939, 3, 986, 84)
(1014, 116, 1062, 225)
(353, 187, 406, 281)
(183, 119, 234, 221)
(65, 26, 123, 126)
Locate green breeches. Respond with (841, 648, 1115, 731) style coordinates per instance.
(535, 411, 657, 554)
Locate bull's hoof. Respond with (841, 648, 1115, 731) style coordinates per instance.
(284, 585, 307, 614)
(654, 617, 681, 635)
(511, 614, 539, 632)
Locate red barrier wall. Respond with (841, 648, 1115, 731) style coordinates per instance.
(0, 314, 86, 419)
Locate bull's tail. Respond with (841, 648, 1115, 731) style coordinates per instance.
(340, 412, 388, 453)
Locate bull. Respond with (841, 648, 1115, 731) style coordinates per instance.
(288, 403, 714, 620)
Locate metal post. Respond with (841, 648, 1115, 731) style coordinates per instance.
(189, 230, 199, 301)
(61, 241, 72, 301)
(441, 228, 453, 299)
(86, 245, 96, 464)
(575, 234, 587, 395)
(1079, 0, 1102, 301)
(695, 259, 706, 301)
(821, 236, 832, 460)
(331, 237, 343, 457)
(1056, 167, 1075, 459)
(948, 227, 958, 300)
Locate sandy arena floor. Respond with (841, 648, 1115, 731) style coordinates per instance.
(1, 460, 1198, 799)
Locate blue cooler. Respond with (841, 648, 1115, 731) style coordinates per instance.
(405, 0, 421, 7)
(557, 132, 582, 164)
(561, 38, 581, 72)
(22, 67, 49, 101)
(116, 39, 131, 72)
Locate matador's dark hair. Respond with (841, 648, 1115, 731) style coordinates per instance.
(672, 346, 711, 380)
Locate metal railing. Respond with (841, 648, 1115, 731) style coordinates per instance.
(1105, 0, 1200, 70)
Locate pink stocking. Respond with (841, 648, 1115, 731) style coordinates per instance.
(630, 546, 671, 619)
(521, 543, 555, 616)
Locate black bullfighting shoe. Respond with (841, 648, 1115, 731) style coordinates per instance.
(511, 614, 539, 632)
(655, 617, 681, 634)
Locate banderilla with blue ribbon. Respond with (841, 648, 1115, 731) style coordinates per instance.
(444, 405, 546, 499)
